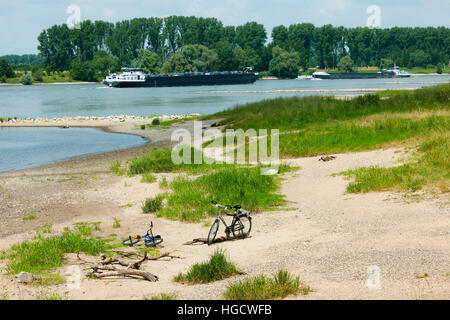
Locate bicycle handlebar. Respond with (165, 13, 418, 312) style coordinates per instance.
(211, 200, 237, 210)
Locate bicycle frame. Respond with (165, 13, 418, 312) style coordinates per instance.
(214, 205, 240, 235)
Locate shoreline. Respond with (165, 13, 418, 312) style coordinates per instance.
(0, 113, 202, 175)
(0, 81, 100, 86)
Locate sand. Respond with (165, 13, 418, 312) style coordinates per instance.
(0, 119, 448, 300)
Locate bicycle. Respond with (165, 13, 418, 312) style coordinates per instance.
(122, 221, 163, 247)
(207, 200, 252, 245)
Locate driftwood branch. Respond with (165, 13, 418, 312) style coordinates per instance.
(80, 251, 182, 282)
(93, 269, 158, 282)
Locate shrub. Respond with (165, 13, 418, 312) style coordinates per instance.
(32, 71, 43, 82)
(20, 73, 33, 85)
(152, 118, 161, 126)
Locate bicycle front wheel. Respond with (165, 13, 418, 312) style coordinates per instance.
(207, 219, 220, 245)
(232, 216, 252, 239)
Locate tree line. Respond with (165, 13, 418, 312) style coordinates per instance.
(34, 16, 450, 79)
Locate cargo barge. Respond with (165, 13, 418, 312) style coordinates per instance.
(104, 67, 258, 88)
(312, 67, 410, 80)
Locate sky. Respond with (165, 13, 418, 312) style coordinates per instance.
(0, 0, 449, 56)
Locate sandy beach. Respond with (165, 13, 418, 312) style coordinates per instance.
(0, 116, 448, 300)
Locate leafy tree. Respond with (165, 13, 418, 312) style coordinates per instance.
(436, 63, 443, 74)
(131, 49, 161, 74)
(233, 47, 261, 70)
(408, 50, 431, 68)
(70, 60, 97, 81)
(337, 56, 354, 72)
(91, 51, 119, 77)
(161, 44, 217, 73)
(0, 60, 15, 78)
(268, 46, 300, 78)
(379, 58, 394, 70)
(236, 22, 267, 51)
(35, 17, 450, 73)
(214, 41, 238, 71)
(0, 54, 43, 66)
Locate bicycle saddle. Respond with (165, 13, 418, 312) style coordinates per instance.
(233, 205, 241, 210)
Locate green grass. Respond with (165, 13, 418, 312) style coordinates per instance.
(141, 173, 157, 183)
(211, 84, 450, 132)
(23, 214, 36, 221)
(0, 293, 8, 300)
(142, 195, 164, 214)
(128, 147, 227, 175)
(73, 222, 101, 236)
(35, 293, 68, 300)
(109, 160, 126, 175)
(156, 166, 285, 222)
(278, 115, 449, 157)
(224, 270, 310, 300)
(174, 249, 242, 284)
(112, 217, 121, 228)
(32, 273, 66, 286)
(4, 229, 108, 275)
(145, 293, 177, 300)
(340, 133, 449, 193)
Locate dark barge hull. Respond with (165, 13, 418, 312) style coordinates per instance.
(313, 72, 410, 80)
(105, 73, 257, 88)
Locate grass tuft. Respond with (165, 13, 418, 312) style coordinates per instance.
(112, 217, 121, 228)
(4, 229, 108, 274)
(35, 293, 68, 300)
(141, 173, 157, 183)
(142, 195, 164, 214)
(174, 249, 241, 284)
(145, 293, 177, 300)
(224, 270, 310, 300)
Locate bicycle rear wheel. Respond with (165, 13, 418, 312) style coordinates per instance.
(146, 236, 163, 247)
(122, 236, 141, 246)
(207, 219, 220, 245)
(232, 216, 252, 239)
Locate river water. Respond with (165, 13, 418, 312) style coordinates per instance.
(0, 127, 147, 173)
(0, 76, 448, 173)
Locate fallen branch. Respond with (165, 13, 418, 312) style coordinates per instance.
(92, 269, 158, 282)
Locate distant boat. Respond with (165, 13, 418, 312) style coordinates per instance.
(312, 67, 410, 80)
(296, 75, 313, 80)
(104, 67, 258, 88)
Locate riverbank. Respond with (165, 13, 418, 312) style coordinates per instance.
(0, 81, 99, 86)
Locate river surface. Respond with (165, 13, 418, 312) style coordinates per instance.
(0, 127, 147, 173)
(0, 76, 448, 173)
